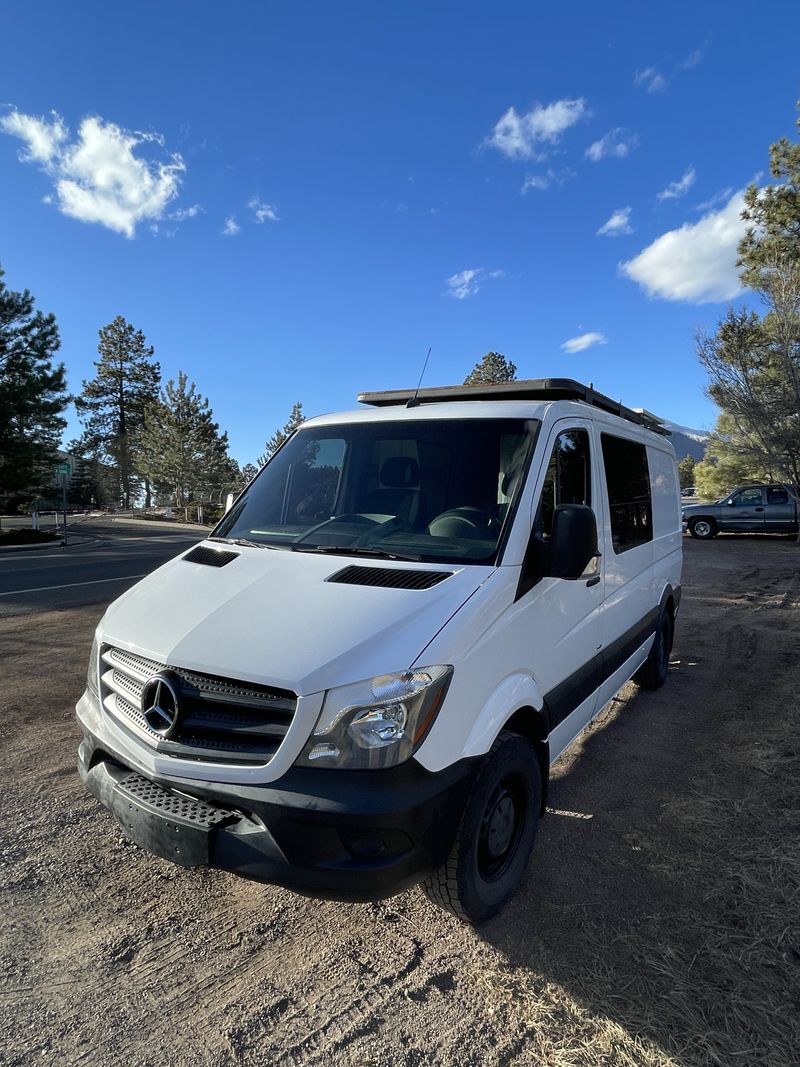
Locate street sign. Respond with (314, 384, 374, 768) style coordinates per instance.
(54, 462, 72, 475)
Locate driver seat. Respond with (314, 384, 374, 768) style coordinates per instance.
(366, 457, 422, 524)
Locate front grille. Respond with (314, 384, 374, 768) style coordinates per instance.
(100, 645, 297, 766)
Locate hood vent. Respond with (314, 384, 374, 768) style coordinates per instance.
(328, 565, 452, 590)
(183, 545, 239, 568)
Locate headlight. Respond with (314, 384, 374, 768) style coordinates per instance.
(295, 665, 453, 770)
(86, 634, 100, 698)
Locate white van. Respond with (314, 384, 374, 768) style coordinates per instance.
(77, 379, 682, 922)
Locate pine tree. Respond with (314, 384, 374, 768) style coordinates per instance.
(0, 265, 69, 499)
(258, 401, 305, 465)
(697, 104, 800, 531)
(75, 316, 161, 507)
(138, 372, 237, 507)
(463, 352, 517, 386)
(694, 414, 771, 501)
(677, 454, 696, 490)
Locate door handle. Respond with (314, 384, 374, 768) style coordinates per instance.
(755, 507, 764, 512)
(586, 575, 601, 587)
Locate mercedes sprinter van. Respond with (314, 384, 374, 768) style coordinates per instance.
(77, 379, 682, 922)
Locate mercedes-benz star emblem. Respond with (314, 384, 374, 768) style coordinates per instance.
(140, 673, 181, 737)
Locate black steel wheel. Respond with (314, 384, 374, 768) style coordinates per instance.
(422, 731, 541, 923)
(634, 611, 674, 690)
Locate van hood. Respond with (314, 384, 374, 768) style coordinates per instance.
(100, 542, 493, 695)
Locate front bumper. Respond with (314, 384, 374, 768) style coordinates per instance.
(77, 730, 477, 902)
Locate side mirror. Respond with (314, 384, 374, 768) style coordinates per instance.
(224, 492, 235, 514)
(547, 504, 599, 580)
(726, 499, 734, 506)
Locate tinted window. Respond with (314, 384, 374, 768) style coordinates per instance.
(537, 429, 591, 537)
(601, 434, 653, 553)
(215, 418, 537, 564)
(732, 488, 763, 507)
(767, 487, 788, 505)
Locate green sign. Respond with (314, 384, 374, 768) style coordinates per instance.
(54, 462, 71, 475)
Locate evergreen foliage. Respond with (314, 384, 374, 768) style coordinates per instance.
(0, 265, 68, 498)
(697, 104, 800, 524)
(463, 351, 517, 385)
(138, 372, 237, 506)
(258, 401, 305, 465)
(694, 414, 771, 501)
(75, 316, 161, 507)
(677, 454, 696, 489)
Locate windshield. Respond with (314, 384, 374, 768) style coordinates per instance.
(215, 418, 538, 564)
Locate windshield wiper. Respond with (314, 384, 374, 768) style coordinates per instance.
(209, 536, 288, 551)
(290, 545, 423, 562)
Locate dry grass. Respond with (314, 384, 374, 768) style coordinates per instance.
(467, 701, 800, 1067)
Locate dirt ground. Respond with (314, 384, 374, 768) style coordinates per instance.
(1, 537, 799, 1067)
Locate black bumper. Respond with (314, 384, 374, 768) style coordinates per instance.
(77, 736, 478, 901)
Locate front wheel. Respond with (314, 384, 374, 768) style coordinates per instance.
(634, 611, 673, 690)
(422, 731, 541, 923)
(689, 518, 717, 539)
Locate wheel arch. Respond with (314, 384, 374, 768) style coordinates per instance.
(501, 706, 550, 815)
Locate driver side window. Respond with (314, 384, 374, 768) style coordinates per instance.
(537, 428, 592, 538)
(732, 488, 762, 507)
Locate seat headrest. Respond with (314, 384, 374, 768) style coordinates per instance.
(380, 456, 420, 488)
(501, 466, 521, 497)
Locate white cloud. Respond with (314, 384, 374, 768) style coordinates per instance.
(521, 167, 575, 193)
(249, 196, 279, 223)
(561, 331, 607, 353)
(585, 128, 638, 162)
(620, 189, 747, 303)
(657, 166, 696, 202)
(171, 203, 202, 221)
(0, 109, 68, 162)
(681, 48, 704, 70)
(446, 268, 503, 300)
(695, 186, 734, 212)
(634, 67, 667, 93)
(484, 98, 587, 160)
(597, 207, 633, 237)
(0, 108, 185, 238)
(222, 215, 240, 236)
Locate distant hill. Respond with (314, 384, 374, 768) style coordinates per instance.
(664, 421, 710, 461)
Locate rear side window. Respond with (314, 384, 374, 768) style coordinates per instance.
(601, 434, 653, 553)
(767, 487, 789, 505)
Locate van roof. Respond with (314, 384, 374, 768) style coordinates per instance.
(357, 377, 671, 437)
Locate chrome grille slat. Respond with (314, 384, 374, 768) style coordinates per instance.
(99, 644, 298, 766)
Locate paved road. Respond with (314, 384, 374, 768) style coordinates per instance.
(0, 518, 203, 616)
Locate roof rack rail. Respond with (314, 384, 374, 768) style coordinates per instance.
(357, 378, 671, 436)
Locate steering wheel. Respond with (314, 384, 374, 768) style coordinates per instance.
(427, 507, 502, 539)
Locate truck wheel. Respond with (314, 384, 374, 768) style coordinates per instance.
(422, 730, 541, 923)
(634, 611, 673, 690)
(689, 518, 717, 539)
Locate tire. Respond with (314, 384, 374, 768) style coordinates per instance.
(422, 731, 541, 923)
(634, 611, 674, 690)
(689, 517, 717, 540)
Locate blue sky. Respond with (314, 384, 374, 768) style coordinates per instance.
(2, 1, 798, 463)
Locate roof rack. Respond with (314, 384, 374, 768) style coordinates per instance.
(357, 378, 671, 436)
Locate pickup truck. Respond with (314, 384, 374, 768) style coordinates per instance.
(682, 484, 799, 539)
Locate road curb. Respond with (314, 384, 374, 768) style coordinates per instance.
(0, 538, 65, 554)
(108, 517, 212, 532)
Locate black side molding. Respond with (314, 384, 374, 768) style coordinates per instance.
(543, 608, 660, 731)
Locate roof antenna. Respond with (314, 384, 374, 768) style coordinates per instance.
(407, 346, 432, 408)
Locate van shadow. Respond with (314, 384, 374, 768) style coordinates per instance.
(473, 645, 782, 1064)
